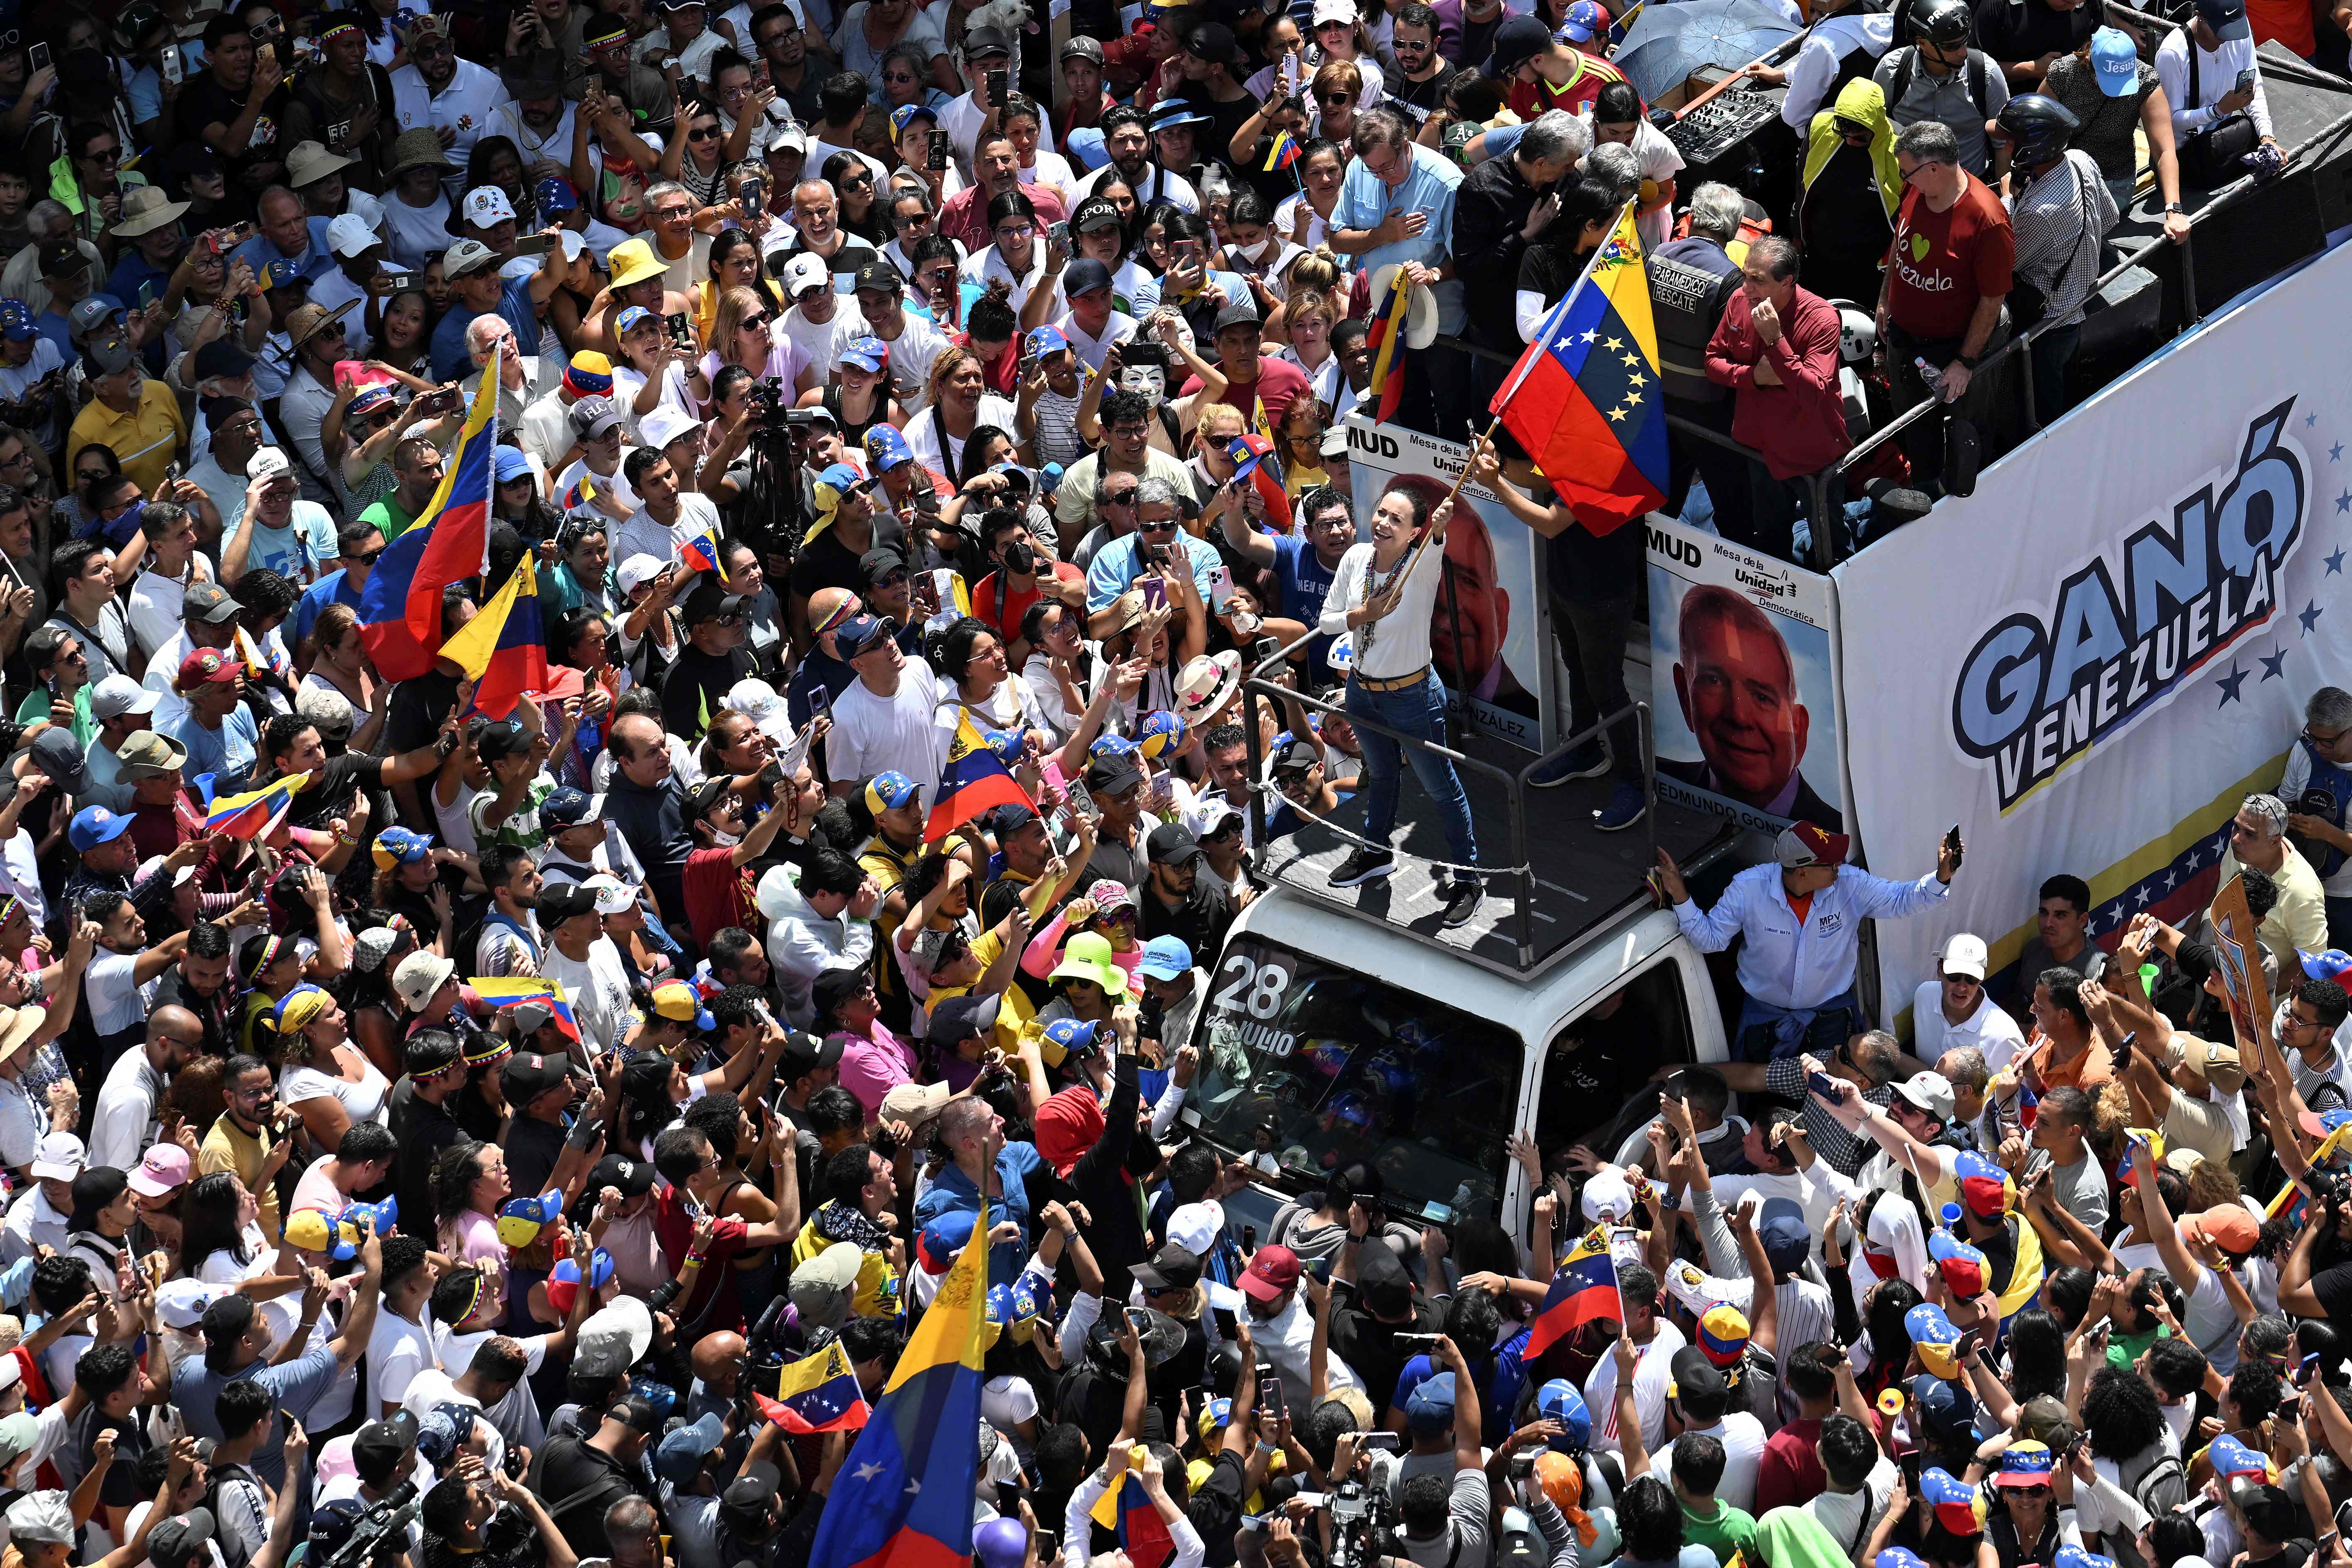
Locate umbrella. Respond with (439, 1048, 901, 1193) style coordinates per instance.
(1612, 0, 1802, 104)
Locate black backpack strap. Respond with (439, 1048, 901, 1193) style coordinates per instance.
(1968, 51, 1990, 116)
(1892, 47, 1915, 107)
(2188, 34, 2201, 108)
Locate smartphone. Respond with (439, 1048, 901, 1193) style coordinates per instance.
(1361, 1431, 1403, 1453)
(160, 44, 182, 85)
(1943, 823, 1961, 856)
(1048, 220, 1069, 251)
(329, 119, 352, 147)
(164, 460, 181, 484)
(1306, 1250, 1336, 1283)
(1064, 779, 1097, 821)
(1806, 1071, 1841, 1100)
(1141, 575, 1167, 613)
(1124, 1305, 1152, 1330)
(27, 42, 47, 72)
(1241, 1223, 1257, 1251)
(927, 136, 947, 172)
(986, 67, 1008, 103)
(513, 233, 555, 256)
(741, 176, 764, 215)
(225, 221, 255, 248)
(1257, 1366, 1285, 1424)
(1395, 1332, 1444, 1345)
(1149, 773, 1175, 810)
(386, 273, 417, 291)
(137, 280, 154, 309)
(666, 311, 692, 349)
(1209, 565, 1234, 612)
(2236, 66, 2256, 93)
(2118, 1030, 2141, 1058)
(931, 566, 956, 604)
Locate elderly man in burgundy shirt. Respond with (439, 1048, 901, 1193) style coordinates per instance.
(1703, 235, 1850, 565)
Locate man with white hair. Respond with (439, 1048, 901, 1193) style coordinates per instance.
(2212, 791, 2327, 971)
(461, 314, 563, 430)
(0, 202, 103, 319)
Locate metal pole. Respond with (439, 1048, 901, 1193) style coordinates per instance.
(2020, 332, 2038, 435)
(2181, 226, 2201, 323)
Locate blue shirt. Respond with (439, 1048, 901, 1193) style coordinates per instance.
(291, 566, 366, 649)
(1674, 861, 1951, 1011)
(166, 703, 260, 794)
(30, 310, 72, 362)
(430, 277, 539, 382)
(166, 1342, 340, 1489)
(1084, 529, 1222, 613)
(229, 221, 334, 288)
(914, 1138, 1043, 1284)
(1268, 531, 1344, 652)
(1333, 143, 1465, 331)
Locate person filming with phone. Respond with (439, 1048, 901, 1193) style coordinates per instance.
(1657, 821, 1961, 1063)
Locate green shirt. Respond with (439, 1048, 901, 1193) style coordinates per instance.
(15, 684, 94, 747)
(2109, 1323, 2170, 1371)
(362, 495, 418, 541)
(1682, 1500, 1759, 1567)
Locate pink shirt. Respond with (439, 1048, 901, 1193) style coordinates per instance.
(287, 1157, 348, 1219)
(447, 1209, 504, 1268)
(837, 1023, 920, 1117)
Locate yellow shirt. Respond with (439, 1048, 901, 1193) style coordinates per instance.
(200, 1113, 282, 1245)
(790, 1211, 900, 1318)
(67, 379, 189, 499)
(927, 930, 1035, 1055)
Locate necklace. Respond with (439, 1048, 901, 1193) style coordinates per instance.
(1354, 543, 1410, 664)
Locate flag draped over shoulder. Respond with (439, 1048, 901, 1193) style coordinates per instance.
(358, 354, 500, 680)
(1363, 268, 1414, 424)
(1521, 1226, 1623, 1362)
(925, 710, 1032, 844)
(807, 1202, 990, 1568)
(440, 555, 548, 720)
(1490, 204, 1669, 535)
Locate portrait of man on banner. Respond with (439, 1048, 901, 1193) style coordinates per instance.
(1658, 582, 1843, 831)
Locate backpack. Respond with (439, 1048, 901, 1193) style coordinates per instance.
(1887, 48, 1997, 133)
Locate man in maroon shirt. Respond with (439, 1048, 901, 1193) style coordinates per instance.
(1704, 236, 1850, 564)
(1755, 1342, 1845, 1512)
(649, 1122, 803, 1332)
(1181, 301, 1311, 433)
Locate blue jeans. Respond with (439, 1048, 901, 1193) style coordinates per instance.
(1345, 671, 1479, 874)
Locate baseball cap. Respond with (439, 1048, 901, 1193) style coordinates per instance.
(836, 615, 893, 660)
(569, 394, 625, 439)
(964, 24, 1011, 59)
(2208, 1433, 2270, 1480)
(853, 260, 903, 295)
(1926, 1231, 1991, 1301)
(1212, 300, 1261, 334)
(839, 335, 889, 373)
(783, 253, 830, 298)
(1921, 1466, 1985, 1533)
(1135, 935, 1193, 982)
(183, 582, 240, 624)
(1954, 1148, 2010, 1218)
(1557, 0, 1607, 40)
(1776, 821, 1850, 868)
(1064, 257, 1115, 300)
(29, 1132, 83, 1182)
(863, 770, 919, 811)
(0, 302, 32, 342)
(326, 213, 378, 259)
(2181, 1204, 2261, 1257)
(1940, 933, 1990, 980)
(1130, 1241, 1204, 1294)
(1147, 822, 1203, 867)
(1024, 324, 1071, 361)
(462, 186, 517, 226)
(1996, 1441, 2057, 1488)
(1405, 1370, 1458, 1432)
(1535, 1380, 1590, 1448)
(1239, 1244, 1301, 1302)
(683, 582, 749, 624)
(30, 729, 85, 794)
(67, 807, 133, 853)
(2088, 27, 2142, 94)
(587, 1153, 655, 1199)
(650, 979, 716, 1030)
(129, 1144, 192, 1197)
(37, 241, 82, 279)
(865, 424, 915, 472)
(1485, 13, 1552, 76)
(1890, 1070, 1957, 1125)
(501, 1051, 572, 1104)
(2194, 0, 2251, 40)
(246, 446, 296, 484)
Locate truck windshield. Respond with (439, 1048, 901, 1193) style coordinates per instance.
(1187, 936, 1520, 1223)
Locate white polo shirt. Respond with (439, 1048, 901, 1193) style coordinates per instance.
(1910, 979, 2029, 1074)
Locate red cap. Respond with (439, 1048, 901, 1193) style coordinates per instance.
(2180, 1205, 2260, 1257)
(1776, 821, 1851, 869)
(176, 648, 240, 692)
(1240, 1244, 1302, 1303)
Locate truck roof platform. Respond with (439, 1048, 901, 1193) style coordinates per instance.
(1254, 723, 1735, 981)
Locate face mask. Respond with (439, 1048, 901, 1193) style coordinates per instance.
(711, 826, 743, 846)
(1120, 365, 1165, 406)
(1002, 540, 1035, 574)
(1232, 238, 1271, 263)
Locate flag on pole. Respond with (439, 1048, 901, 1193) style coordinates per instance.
(202, 771, 310, 841)
(439, 555, 548, 720)
(806, 1201, 990, 1568)
(925, 710, 1033, 844)
(1262, 130, 1302, 173)
(679, 525, 724, 575)
(1363, 267, 1414, 424)
(469, 977, 583, 1043)
(771, 1340, 873, 1433)
(1489, 203, 1668, 535)
(357, 351, 500, 679)
(1520, 1225, 1624, 1362)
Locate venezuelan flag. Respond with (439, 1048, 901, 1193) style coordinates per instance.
(1262, 130, 1302, 174)
(203, 770, 310, 840)
(924, 709, 1032, 844)
(562, 472, 597, 512)
(807, 1200, 989, 1568)
(1521, 1229, 1622, 1362)
(440, 555, 548, 721)
(1090, 1464, 1178, 1568)
(1225, 433, 1293, 533)
(470, 976, 583, 1043)
(357, 352, 500, 680)
(1490, 203, 1667, 535)
(1363, 267, 1413, 424)
(679, 525, 724, 575)
(773, 1340, 872, 1433)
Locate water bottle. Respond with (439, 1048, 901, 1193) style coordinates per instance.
(1914, 356, 1945, 400)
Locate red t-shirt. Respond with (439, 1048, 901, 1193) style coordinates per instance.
(1754, 1416, 1827, 1513)
(1507, 49, 1633, 121)
(681, 846, 756, 948)
(1181, 354, 1313, 434)
(971, 562, 1083, 646)
(652, 1185, 750, 1330)
(1885, 174, 2015, 342)
(2250, 0, 2317, 55)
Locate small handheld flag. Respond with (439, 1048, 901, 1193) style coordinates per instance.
(469, 977, 583, 1043)
(772, 1340, 872, 1433)
(440, 555, 549, 720)
(1262, 130, 1302, 174)
(1363, 266, 1414, 425)
(203, 772, 310, 841)
(679, 525, 724, 575)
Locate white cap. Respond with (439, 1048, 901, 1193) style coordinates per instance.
(246, 446, 294, 482)
(618, 554, 668, 595)
(29, 1132, 84, 1183)
(725, 677, 795, 743)
(641, 406, 701, 452)
(581, 873, 637, 915)
(1582, 1167, 1633, 1223)
(782, 253, 829, 298)
(1311, 0, 1356, 24)
(1165, 1199, 1224, 1256)
(560, 229, 587, 263)
(764, 120, 810, 156)
(89, 674, 159, 721)
(326, 213, 378, 259)
(1940, 932, 1989, 981)
(1889, 1070, 1958, 1125)
(462, 186, 518, 226)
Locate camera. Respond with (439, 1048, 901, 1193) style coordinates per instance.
(1325, 1478, 1394, 1568)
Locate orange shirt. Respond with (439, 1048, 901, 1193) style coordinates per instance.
(2023, 1032, 2114, 1093)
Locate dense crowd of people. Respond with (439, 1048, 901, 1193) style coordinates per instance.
(0, 2, 2317, 1568)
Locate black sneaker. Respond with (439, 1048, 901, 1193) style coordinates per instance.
(1441, 877, 1484, 929)
(1329, 847, 1396, 887)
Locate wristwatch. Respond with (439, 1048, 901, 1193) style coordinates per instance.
(2165, 201, 2184, 213)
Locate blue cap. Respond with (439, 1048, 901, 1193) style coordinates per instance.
(918, 1209, 981, 1272)
(375, 826, 432, 865)
(1911, 1373, 1976, 1438)
(1757, 1196, 1810, 1268)
(68, 806, 134, 852)
(654, 1410, 726, 1486)
(1068, 126, 1110, 170)
(1404, 1370, 1457, 1432)
(862, 770, 919, 810)
(890, 101, 939, 135)
(2088, 27, 2140, 94)
(536, 176, 580, 214)
(837, 615, 891, 660)
(980, 726, 1025, 765)
(839, 335, 889, 374)
(1878, 1553, 1933, 1568)
(1065, 257, 1115, 298)
(542, 786, 595, 827)
(1136, 935, 1193, 981)
(2055, 1548, 2115, 1568)
(0, 301, 33, 342)
(616, 305, 655, 336)
(1557, 0, 1606, 39)
(1088, 733, 1141, 760)
(817, 461, 869, 494)
(1535, 1379, 1591, 1448)
(864, 424, 914, 472)
(493, 446, 533, 483)
(1025, 324, 1071, 360)
(2208, 1433, 2270, 1479)
(1043, 1017, 1100, 1055)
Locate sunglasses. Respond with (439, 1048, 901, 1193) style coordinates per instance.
(83, 146, 120, 163)
(1318, 91, 1350, 104)
(688, 124, 721, 140)
(1141, 518, 1179, 533)
(347, 547, 386, 563)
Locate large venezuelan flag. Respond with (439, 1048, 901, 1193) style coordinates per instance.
(1490, 204, 1669, 535)
(440, 555, 548, 720)
(1521, 1229, 1623, 1362)
(925, 709, 1032, 844)
(358, 354, 500, 680)
(808, 1201, 990, 1568)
